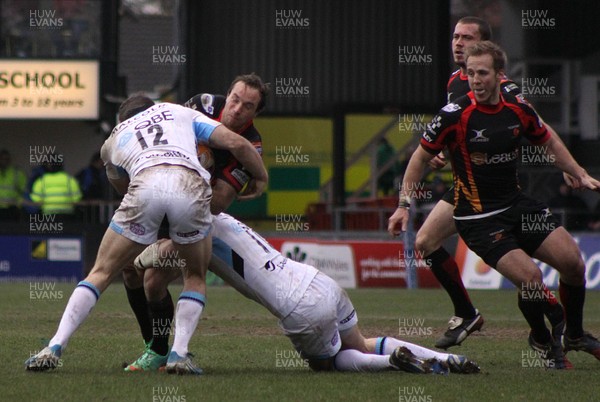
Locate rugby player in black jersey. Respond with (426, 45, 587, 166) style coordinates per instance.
(389, 41, 600, 369)
(396, 16, 570, 350)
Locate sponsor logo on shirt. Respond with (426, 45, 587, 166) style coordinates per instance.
(470, 150, 518, 165)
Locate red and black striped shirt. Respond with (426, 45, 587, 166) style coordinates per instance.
(421, 92, 549, 218)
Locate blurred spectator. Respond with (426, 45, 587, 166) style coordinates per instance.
(547, 182, 590, 231)
(76, 151, 112, 222)
(0, 149, 27, 221)
(76, 152, 109, 200)
(30, 158, 82, 216)
(375, 138, 400, 196)
(23, 164, 48, 214)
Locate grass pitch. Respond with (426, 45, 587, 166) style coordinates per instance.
(2, 282, 599, 401)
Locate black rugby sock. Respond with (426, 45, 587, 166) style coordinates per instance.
(559, 280, 585, 339)
(427, 247, 476, 318)
(148, 290, 174, 356)
(518, 292, 551, 344)
(125, 284, 153, 344)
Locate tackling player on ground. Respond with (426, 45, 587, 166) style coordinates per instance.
(134, 213, 481, 374)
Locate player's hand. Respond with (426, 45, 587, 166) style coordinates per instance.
(428, 153, 447, 170)
(579, 173, 600, 192)
(237, 178, 267, 201)
(563, 172, 581, 189)
(387, 207, 410, 236)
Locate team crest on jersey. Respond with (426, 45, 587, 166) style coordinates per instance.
(442, 102, 461, 113)
(515, 94, 532, 106)
(200, 93, 214, 114)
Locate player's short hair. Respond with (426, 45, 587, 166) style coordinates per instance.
(118, 94, 155, 122)
(227, 73, 270, 113)
(465, 41, 507, 72)
(457, 16, 492, 41)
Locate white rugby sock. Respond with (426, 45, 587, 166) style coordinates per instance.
(334, 349, 392, 372)
(170, 292, 206, 357)
(376, 336, 449, 361)
(49, 281, 100, 349)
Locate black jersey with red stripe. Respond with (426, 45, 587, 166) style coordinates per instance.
(446, 69, 521, 103)
(185, 93, 263, 192)
(420, 92, 550, 217)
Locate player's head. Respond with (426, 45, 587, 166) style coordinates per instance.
(118, 94, 155, 123)
(227, 73, 270, 113)
(452, 17, 492, 68)
(222, 73, 270, 132)
(465, 41, 506, 104)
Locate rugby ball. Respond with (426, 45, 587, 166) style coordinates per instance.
(197, 144, 214, 169)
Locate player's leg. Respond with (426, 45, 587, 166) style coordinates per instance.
(122, 263, 154, 348)
(368, 336, 479, 374)
(416, 196, 482, 349)
(336, 325, 446, 374)
(26, 228, 146, 370)
(124, 263, 180, 372)
(122, 218, 171, 353)
(332, 280, 460, 374)
(494, 249, 571, 369)
(532, 227, 600, 360)
(144, 263, 180, 353)
(130, 239, 178, 343)
(457, 213, 571, 369)
(162, 169, 212, 375)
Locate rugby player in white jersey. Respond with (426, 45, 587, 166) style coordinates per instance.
(25, 94, 268, 375)
(133, 213, 480, 374)
(122, 74, 269, 371)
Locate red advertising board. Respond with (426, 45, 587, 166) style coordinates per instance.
(267, 237, 439, 288)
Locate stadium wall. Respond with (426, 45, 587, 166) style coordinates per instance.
(184, 0, 451, 113)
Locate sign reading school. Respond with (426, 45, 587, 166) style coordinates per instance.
(0, 60, 99, 119)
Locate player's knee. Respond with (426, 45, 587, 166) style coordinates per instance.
(122, 266, 143, 288)
(415, 230, 437, 255)
(559, 254, 586, 285)
(143, 271, 169, 301)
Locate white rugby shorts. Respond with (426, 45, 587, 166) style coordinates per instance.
(109, 166, 212, 244)
(279, 272, 358, 360)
